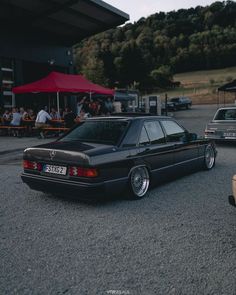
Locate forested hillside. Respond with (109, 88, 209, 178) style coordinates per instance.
(74, 1, 236, 90)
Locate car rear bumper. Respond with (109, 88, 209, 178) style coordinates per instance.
(21, 173, 128, 198)
(205, 135, 236, 141)
(205, 131, 236, 141)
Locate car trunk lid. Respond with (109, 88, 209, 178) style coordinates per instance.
(206, 121, 236, 138)
(23, 141, 96, 165)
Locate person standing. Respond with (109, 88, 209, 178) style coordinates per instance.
(77, 97, 86, 116)
(63, 107, 76, 128)
(105, 97, 114, 115)
(35, 106, 52, 138)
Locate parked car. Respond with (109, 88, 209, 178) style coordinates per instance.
(229, 175, 236, 207)
(161, 101, 176, 113)
(168, 96, 192, 110)
(21, 116, 217, 199)
(205, 107, 236, 141)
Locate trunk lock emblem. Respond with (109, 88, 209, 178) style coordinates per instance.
(49, 150, 56, 160)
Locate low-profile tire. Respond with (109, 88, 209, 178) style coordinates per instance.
(203, 144, 216, 170)
(129, 166, 150, 199)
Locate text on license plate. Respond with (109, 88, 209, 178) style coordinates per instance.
(223, 132, 236, 138)
(44, 164, 67, 175)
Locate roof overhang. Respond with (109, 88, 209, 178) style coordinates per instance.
(0, 0, 129, 46)
(218, 79, 236, 92)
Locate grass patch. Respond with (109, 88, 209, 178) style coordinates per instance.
(149, 66, 236, 105)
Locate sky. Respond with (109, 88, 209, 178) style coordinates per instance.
(105, 0, 220, 23)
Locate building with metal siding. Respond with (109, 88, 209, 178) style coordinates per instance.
(0, 0, 129, 108)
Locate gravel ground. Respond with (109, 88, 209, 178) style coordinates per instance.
(0, 105, 236, 295)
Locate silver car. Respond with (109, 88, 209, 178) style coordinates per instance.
(205, 107, 236, 141)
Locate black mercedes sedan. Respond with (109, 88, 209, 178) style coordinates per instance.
(21, 116, 217, 199)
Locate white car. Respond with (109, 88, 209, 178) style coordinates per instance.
(229, 175, 236, 207)
(205, 107, 236, 141)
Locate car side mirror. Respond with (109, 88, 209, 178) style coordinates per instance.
(188, 132, 197, 141)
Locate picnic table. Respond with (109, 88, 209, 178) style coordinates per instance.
(0, 119, 69, 137)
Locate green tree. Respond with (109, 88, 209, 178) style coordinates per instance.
(81, 57, 107, 86)
(150, 65, 173, 88)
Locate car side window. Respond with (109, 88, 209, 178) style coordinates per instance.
(139, 126, 150, 146)
(144, 121, 165, 145)
(161, 120, 186, 142)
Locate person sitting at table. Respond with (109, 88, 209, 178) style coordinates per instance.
(50, 107, 63, 128)
(28, 109, 36, 121)
(22, 109, 35, 135)
(20, 107, 28, 120)
(10, 108, 22, 126)
(2, 109, 12, 126)
(35, 106, 52, 139)
(50, 107, 61, 120)
(10, 108, 22, 137)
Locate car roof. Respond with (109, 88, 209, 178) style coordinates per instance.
(87, 115, 172, 121)
(216, 106, 236, 111)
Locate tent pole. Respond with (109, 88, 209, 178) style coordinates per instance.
(90, 91, 92, 101)
(48, 94, 51, 112)
(57, 92, 60, 114)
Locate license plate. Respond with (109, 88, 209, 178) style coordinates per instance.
(223, 132, 236, 139)
(43, 164, 67, 175)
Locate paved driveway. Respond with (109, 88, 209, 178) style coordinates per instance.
(0, 105, 235, 295)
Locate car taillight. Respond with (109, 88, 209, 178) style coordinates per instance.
(205, 129, 215, 134)
(23, 160, 42, 171)
(69, 166, 98, 178)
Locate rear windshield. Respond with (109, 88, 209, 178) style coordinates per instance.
(60, 120, 129, 145)
(214, 109, 236, 120)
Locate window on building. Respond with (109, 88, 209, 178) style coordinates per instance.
(1, 58, 15, 108)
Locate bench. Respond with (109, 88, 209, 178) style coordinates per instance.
(0, 126, 27, 129)
(33, 127, 69, 132)
(42, 127, 69, 132)
(0, 125, 69, 137)
(0, 125, 27, 137)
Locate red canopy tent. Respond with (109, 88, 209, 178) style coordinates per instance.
(12, 71, 114, 112)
